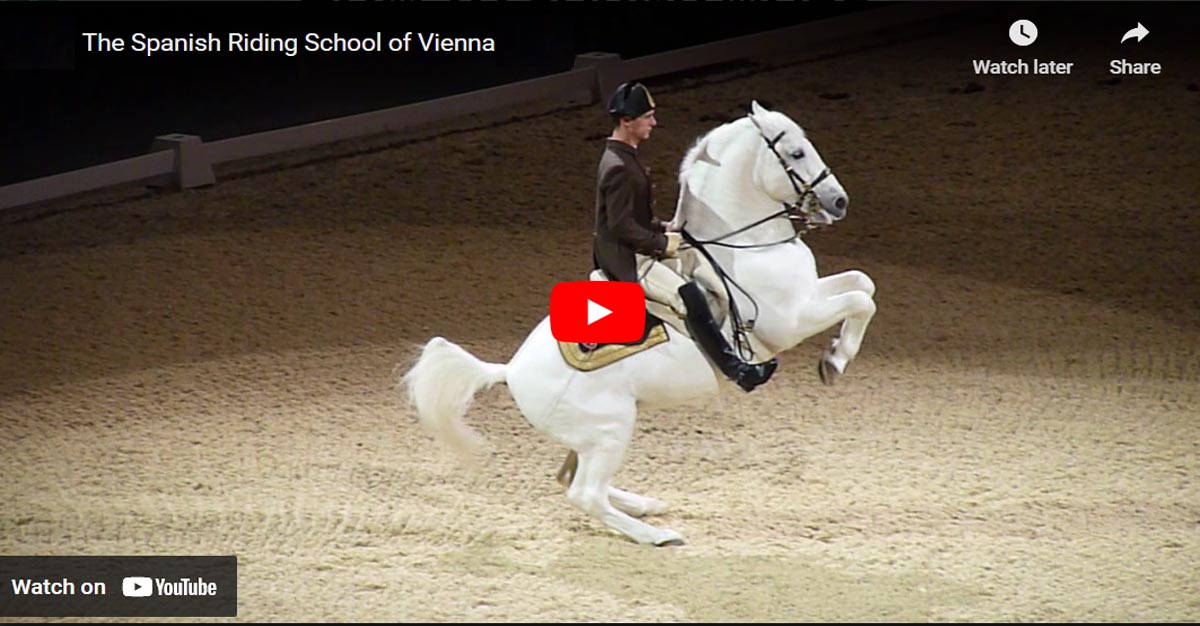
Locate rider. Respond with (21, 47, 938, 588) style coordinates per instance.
(593, 81, 777, 393)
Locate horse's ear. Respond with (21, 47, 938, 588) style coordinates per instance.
(747, 101, 765, 132)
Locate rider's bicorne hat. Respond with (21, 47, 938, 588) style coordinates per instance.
(607, 82, 656, 118)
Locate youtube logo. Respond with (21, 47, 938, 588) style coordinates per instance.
(550, 282, 646, 344)
(122, 576, 153, 597)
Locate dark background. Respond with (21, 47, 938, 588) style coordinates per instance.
(1, 1, 1194, 187)
(0, 0, 883, 186)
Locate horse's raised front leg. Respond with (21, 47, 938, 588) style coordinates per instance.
(557, 451, 668, 518)
(812, 270, 877, 385)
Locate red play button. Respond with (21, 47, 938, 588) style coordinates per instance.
(550, 281, 646, 343)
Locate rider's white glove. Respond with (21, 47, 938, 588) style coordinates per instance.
(663, 232, 682, 259)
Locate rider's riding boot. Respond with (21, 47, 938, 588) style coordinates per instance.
(677, 281, 778, 392)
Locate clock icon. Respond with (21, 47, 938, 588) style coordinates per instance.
(1009, 19, 1038, 46)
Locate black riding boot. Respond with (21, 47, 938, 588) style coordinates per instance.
(677, 281, 778, 392)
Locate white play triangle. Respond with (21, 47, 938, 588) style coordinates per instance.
(587, 299, 612, 325)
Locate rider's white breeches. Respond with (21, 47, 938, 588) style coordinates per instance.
(635, 254, 689, 317)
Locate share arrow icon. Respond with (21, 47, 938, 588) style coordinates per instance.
(1121, 22, 1149, 43)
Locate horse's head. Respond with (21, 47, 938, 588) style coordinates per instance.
(747, 100, 848, 226)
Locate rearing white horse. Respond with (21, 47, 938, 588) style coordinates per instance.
(401, 101, 876, 546)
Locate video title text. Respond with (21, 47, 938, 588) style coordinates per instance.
(81, 32, 496, 57)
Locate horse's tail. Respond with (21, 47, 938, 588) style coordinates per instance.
(400, 337, 507, 460)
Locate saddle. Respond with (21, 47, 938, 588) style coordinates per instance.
(556, 313, 670, 372)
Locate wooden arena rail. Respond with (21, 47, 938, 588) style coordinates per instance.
(0, 3, 968, 213)
(203, 67, 597, 165)
(0, 150, 177, 212)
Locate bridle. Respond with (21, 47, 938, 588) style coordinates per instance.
(762, 127, 834, 227)
(683, 116, 836, 251)
(674, 116, 839, 361)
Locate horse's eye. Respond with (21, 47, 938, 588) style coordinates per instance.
(791, 150, 805, 159)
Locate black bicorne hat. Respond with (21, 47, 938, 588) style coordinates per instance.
(606, 82, 656, 118)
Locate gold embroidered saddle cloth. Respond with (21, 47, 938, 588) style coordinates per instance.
(557, 316, 670, 372)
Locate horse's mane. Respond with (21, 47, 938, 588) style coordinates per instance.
(677, 134, 710, 188)
(677, 118, 746, 187)
(671, 117, 750, 228)
(677, 110, 807, 186)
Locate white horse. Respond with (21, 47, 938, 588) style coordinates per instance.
(401, 101, 876, 546)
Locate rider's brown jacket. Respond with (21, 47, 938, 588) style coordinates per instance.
(592, 139, 668, 282)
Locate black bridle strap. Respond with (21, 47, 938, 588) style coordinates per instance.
(686, 121, 834, 251)
(763, 130, 831, 213)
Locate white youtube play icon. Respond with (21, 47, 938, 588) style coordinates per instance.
(123, 576, 153, 597)
(587, 299, 612, 325)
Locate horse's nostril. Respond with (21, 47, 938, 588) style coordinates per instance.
(835, 196, 848, 212)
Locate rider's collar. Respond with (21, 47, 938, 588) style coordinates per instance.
(606, 138, 639, 155)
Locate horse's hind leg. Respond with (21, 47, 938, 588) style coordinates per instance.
(557, 451, 667, 518)
(608, 487, 668, 517)
(564, 435, 684, 545)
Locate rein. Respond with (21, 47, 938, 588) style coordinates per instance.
(678, 226, 760, 362)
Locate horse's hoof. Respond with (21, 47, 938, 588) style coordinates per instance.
(651, 530, 685, 547)
(818, 355, 839, 386)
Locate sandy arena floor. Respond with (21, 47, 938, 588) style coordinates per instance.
(2, 15, 1198, 622)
